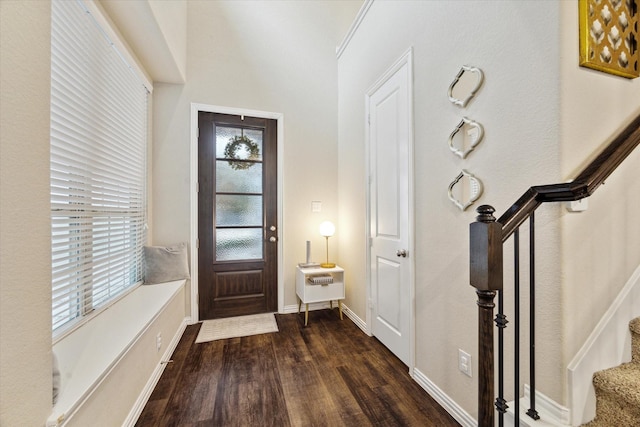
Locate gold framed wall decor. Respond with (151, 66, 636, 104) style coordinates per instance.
(579, 0, 639, 79)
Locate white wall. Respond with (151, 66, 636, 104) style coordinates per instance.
(0, 1, 53, 425)
(337, 0, 564, 417)
(152, 0, 361, 311)
(558, 0, 640, 402)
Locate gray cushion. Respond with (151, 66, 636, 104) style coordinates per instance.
(144, 242, 190, 284)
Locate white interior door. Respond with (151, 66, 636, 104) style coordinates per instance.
(367, 50, 413, 366)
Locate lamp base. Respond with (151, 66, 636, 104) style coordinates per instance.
(320, 262, 336, 268)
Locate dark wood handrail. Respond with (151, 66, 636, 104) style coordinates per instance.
(498, 113, 640, 240)
(470, 112, 640, 427)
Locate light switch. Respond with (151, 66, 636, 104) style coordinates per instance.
(311, 201, 322, 213)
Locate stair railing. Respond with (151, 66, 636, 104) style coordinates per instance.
(470, 113, 640, 427)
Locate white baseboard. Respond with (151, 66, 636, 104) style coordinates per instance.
(277, 304, 478, 426)
(523, 384, 570, 425)
(567, 264, 640, 425)
(412, 368, 476, 427)
(123, 316, 189, 427)
(341, 303, 370, 335)
(282, 302, 370, 336)
(503, 384, 570, 427)
(411, 370, 569, 427)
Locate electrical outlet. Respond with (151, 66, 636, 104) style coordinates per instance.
(156, 333, 162, 352)
(458, 349, 472, 377)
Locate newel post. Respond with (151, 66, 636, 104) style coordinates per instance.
(470, 205, 503, 427)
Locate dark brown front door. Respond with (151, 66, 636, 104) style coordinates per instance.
(198, 112, 278, 319)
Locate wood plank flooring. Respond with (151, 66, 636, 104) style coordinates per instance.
(136, 310, 461, 427)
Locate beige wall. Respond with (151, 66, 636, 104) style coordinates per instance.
(98, 0, 186, 84)
(152, 0, 361, 311)
(2, 0, 637, 424)
(338, 0, 640, 417)
(337, 0, 564, 416)
(0, 1, 53, 425)
(0, 1, 190, 424)
(148, 0, 187, 80)
(559, 0, 640, 401)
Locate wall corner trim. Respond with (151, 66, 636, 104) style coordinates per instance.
(336, 0, 375, 59)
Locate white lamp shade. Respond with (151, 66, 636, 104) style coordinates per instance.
(319, 221, 335, 237)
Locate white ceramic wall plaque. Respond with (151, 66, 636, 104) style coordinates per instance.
(447, 170, 484, 211)
(448, 66, 484, 107)
(448, 117, 484, 159)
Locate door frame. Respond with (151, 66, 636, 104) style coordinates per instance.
(364, 48, 415, 373)
(190, 103, 284, 322)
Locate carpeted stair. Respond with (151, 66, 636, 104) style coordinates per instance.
(584, 318, 640, 426)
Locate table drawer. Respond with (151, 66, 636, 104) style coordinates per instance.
(301, 281, 344, 303)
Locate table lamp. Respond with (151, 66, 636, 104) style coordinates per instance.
(319, 221, 336, 268)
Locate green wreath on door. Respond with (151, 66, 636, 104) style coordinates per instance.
(224, 135, 260, 170)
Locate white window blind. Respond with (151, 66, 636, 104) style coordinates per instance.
(51, 0, 149, 335)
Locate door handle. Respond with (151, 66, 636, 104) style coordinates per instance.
(269, 236, 278, 242)
(396, 249, 407, 257)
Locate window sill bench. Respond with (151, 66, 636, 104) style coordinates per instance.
(48, 280, 186, 427)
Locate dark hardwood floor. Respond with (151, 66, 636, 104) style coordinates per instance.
(135, 310, 461, 427)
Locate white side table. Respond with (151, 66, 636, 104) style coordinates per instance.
(296, 265, 345, 326)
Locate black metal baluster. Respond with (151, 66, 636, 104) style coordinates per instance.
(527, 213, 540, 420)
(514, 229, 520, 425)
(495, 289, 508, 426)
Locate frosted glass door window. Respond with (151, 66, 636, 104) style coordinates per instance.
(216, 161, 263, 193)
(216, 229, 263, 261)
(215, 126, 264, 261)
(215, 195, 262, 226)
